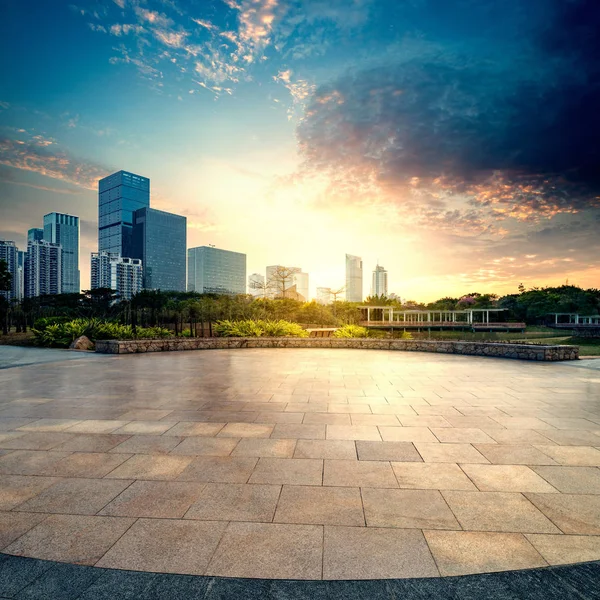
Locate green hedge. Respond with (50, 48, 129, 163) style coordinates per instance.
(214, 319, 309, 337)
(32, 318, 172, 348)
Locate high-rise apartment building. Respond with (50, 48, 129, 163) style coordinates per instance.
(345, 254, 363, 302)
(371, 264, 388, 297)
(43, 212, 80, 294)
(188, 246, 246, 295)
(16, 250, 25, 301)
(248, 273, 266, 296)
(131, 207, 186, 291)
(98, 171, 150, 258)
(293, 271, 309, 302)
(91, 252, 143, 300)
(25, 240, 62, 298)
(0, 241, 19, 301)
(316, 287, 332, 305)
(27, 228, 44, 243)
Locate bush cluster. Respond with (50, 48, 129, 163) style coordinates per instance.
(214, 319, 309, 337)
(32, 318, 171, 348)
(333, 325, 413, 339)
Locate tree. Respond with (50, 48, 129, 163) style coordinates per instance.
(268, 266, 301, 299)
(249, 275, 273, 299)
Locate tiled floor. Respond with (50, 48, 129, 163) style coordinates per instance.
(0, 347, 599, 579)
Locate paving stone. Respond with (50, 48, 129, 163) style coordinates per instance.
(0, 450, 73, 475)
(271, 424, 326, 440)
(474, 444, 558, 465)
(532, 466, 600, 494)
(0, 475, 61, 510)
(526, 533, 600, 565)
(391, 462, 477, 491)
(38, 452, 131, 478)
(77, 569, 158, 600)
(18, 562, 105, 600)
(362, 488, 460, 530)
(97, 518, 227, 574)
(109, 435, 182, 454)
(63, 420, 131, 434)
(111, 421, 177, 435)
(414, 443, 489, 464)
(302, 413, 352, 425)
(104, 454, 194, 480)
(293, 440, 357, 460)
(217, 423, 274, 438)
(442, 491, 561, 533)
(206, 522, 322, 579)
(274, 485, 364, 526)
(99, 480, 205, 518)
(170, 437, 239, 456)
(0, 432, 75, 451)
(526, 493, 600, 534)
(378, 427, 439, 443)
(431, 428, 496, 444)
(424, 530, 547, 576)
(231, 438, 296, 458)
(117, 409, 174, 421)
(185, 483, 280, 522)
(15, 478, 132, 515)
(0, 511, 47, 549)
(356, 441, 422, 462)
(533, 445, 600, 466)
(536, 429, 600, 447)
(0, 555, 53, 597)
(17, 419, 83, 432)
(483, 429, 554, 445)
(54, 434, 132, 453)
(323, 460, 398, 488)
(460, 464, 559, 493)
(323, 526, 439, 579)
(249, 458, 323, 485)
(162, 422, 226, 436)
(177, 456, 258, 483)
(4, 514, 135, 565)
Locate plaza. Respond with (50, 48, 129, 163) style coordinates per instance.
(0, 347, 599, 591)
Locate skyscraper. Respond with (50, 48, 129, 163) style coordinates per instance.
(91, 252, 143, 300)
(43, 212, 80, 294)
(345, 254, 363, 302)
(293, 271, 309, 302)
(188, 246, 246, 295)
(25, 240, 62, 297)
(371, 264, 388, 297)
(131, 207, 186, 291)
(27, 228, 44, 243)
(0, 241, 18, 301)
(98, 171, 150, 258)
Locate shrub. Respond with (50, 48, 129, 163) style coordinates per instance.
(333, 325, 369, 338)
(214, 319, 308, 337)
(33, 316, 69, 331)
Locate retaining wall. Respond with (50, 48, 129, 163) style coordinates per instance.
(95, 337, 579, 361)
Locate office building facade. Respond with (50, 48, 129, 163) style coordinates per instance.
(345, 254, 363, 302)
(188, 246, 246, 295)
(132, 207, 186, 291)
(25, 241, 62, 298)
(371, 264, 388, 297)
(43, 212, 80, 294)
(27, 228, 44, 243)
(98, 170, 150, 258)
(0, 241, 19, 301)
(91, 252, 143, 300)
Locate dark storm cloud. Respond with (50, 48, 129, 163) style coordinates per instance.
(297, 0, 600, 216)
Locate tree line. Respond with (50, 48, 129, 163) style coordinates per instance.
(1, 258, 598, 336)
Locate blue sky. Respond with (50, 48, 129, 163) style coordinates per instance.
(1, 0, 599, 300)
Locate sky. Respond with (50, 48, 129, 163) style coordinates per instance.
(0, 0, 599, 302)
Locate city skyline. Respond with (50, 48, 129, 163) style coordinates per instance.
(1, 1, 599, 302)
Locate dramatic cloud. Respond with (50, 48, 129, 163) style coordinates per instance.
(295, 0, 600, 230)
(0, 136, 110, 190)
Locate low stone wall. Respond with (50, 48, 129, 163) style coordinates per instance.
(95, 338, 579, 361)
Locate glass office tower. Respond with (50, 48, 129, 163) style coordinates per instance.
(187, 246, 246, 295)
(27, 228, 44, 243)
(98, 171, 150, 258)
(132, 207, 187, 291)
(345, 254, 363, 302)
(43, 212, 80, 293)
